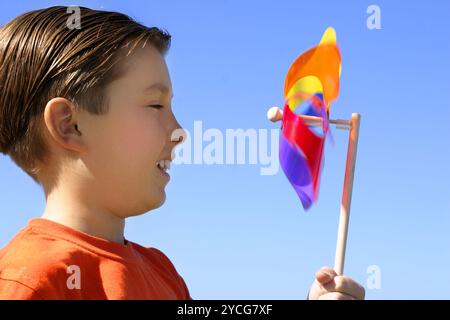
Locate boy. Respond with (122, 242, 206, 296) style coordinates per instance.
(0, 6, 364, 300)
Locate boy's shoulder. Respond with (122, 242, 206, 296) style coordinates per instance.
(131, 242, 181, 275)
(0, 219, 191, 299)
(0, 223, 91, 298)
(0, 220, 98, 267)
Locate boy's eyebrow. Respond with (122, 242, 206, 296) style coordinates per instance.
(144, 83, 173, 98)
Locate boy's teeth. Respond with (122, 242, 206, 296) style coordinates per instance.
(156, 160, 171, 172)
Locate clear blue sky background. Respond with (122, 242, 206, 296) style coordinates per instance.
(1, 0, 449, 299)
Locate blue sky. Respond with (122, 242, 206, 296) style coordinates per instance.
(1, 0, 449, 299)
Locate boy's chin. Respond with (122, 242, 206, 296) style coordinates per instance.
(123, 192, 166, 218)
(144, 190, 167, 211)
(152, 192, 166, 209)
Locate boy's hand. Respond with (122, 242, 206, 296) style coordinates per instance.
(307, 266, 365, 300)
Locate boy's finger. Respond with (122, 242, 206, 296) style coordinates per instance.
(322, 275, 366, 300)
(318, 292, 356, 300)
(315, 266, 338, 285)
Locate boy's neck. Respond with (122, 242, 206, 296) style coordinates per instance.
(41, 189, 126, 245)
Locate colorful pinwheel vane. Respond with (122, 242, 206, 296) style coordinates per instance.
(279, 27, 342, 210)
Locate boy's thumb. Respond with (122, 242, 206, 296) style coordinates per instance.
(315, 267, 337, 285)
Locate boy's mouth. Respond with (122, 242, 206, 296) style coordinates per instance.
(156, 160, 171, 175)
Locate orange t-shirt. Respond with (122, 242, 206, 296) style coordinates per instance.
(0, 218, 191, 300)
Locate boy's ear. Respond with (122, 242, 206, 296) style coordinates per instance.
(43, 98, 87, 154)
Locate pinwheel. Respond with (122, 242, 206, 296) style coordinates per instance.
(267, 28, 361, 275)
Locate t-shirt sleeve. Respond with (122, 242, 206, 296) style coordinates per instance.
(0, 278, 44, 300)
(177, 274, 192, 300)
(150, 248, 192, 300)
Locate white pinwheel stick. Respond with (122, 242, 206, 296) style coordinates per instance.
(267, 106, 350, 129)
(267, 106, 361, 275)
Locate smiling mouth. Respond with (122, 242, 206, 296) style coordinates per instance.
(156, 160, 171, 175)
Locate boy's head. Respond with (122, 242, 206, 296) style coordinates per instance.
(0, 6, 183, 216)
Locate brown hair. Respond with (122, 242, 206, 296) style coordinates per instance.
(0, 6, 171, 183)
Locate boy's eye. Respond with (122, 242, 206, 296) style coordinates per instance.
(148, 104, 164, 109)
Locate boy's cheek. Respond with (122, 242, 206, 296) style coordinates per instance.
(118, 127, 163, 160)
(83, 115, 165, 175)
(108, 126, 165, 171)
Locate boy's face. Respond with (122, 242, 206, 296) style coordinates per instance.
(76, 45, 182, 217)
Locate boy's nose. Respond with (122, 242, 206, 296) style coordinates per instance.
(169, 116, 185, 146)
(170, 128, 185, 144)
